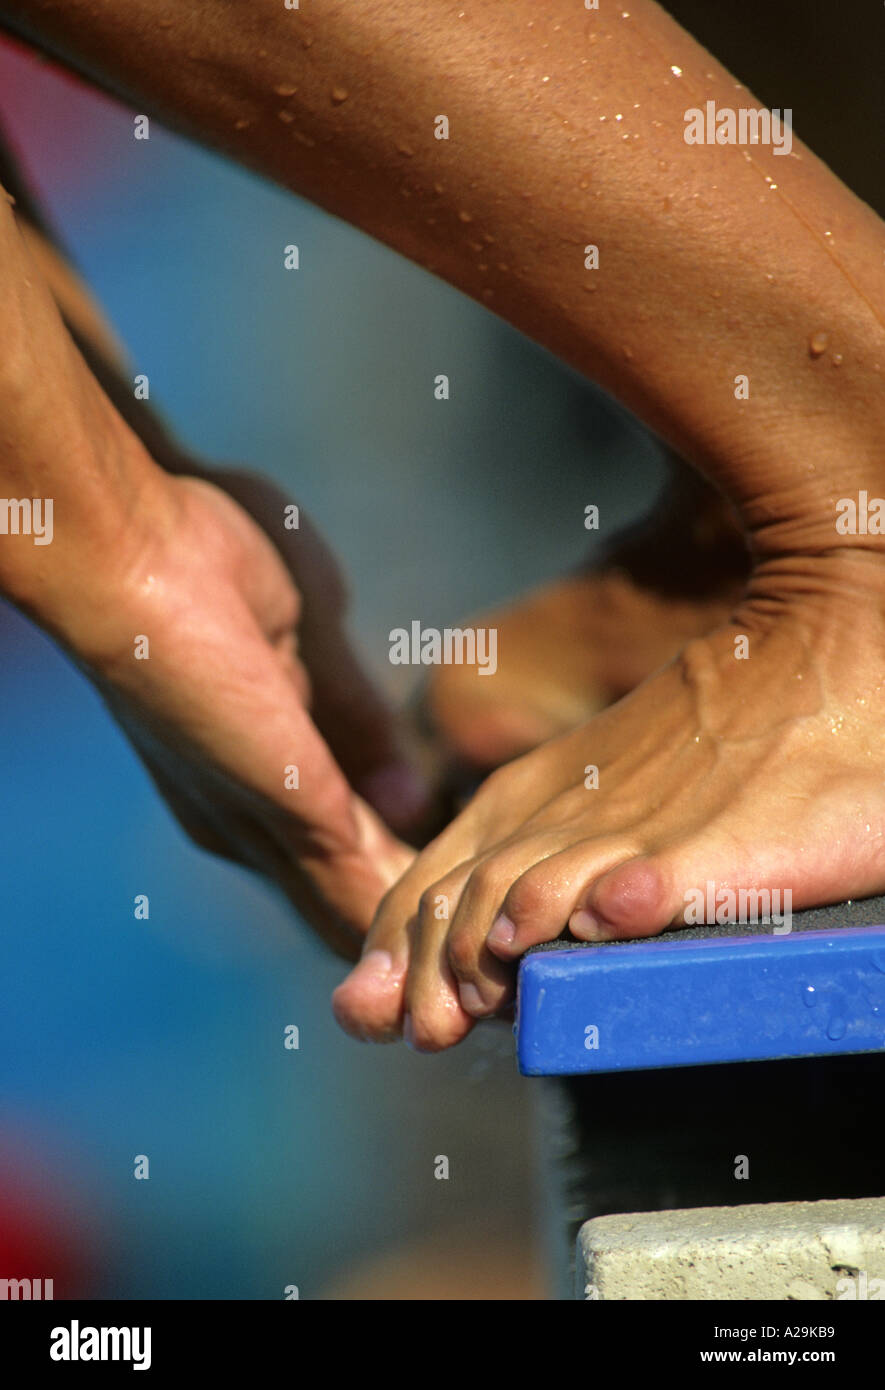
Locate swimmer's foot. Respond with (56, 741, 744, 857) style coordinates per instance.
(335, 548, 885, 1049)
(425, 464, 750, 770)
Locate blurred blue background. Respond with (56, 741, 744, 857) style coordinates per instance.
(0, 36, 663, 1298)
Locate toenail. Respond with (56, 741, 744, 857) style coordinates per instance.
(487, 914, 516, 952)
(570, 908, 606, 940)
(458, 981, 491, 1016)
(356, 949, 393, 976)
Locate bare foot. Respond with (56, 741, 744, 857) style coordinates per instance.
(334, 549, 885, 1048)
(426, 467, 749, 770)
(426, 570, 741, 769)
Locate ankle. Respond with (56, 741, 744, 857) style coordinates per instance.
(602, 456, 750, 600)
(744, 548, 885, 640)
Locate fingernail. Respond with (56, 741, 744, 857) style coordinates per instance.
(570, 909, 605, 941)
(359, 764, 432, 827)
(487, 914, 516, 953)
(458, 981, 491, 1017)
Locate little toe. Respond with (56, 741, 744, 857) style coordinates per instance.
(570, 854, 679, 941)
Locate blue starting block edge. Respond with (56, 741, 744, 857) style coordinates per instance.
(515, 925, 885, 1076)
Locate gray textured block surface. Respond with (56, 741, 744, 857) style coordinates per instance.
(530, 893, 885, 954)
(577, 1198, 885, 1300)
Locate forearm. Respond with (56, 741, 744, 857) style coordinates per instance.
(0, 193, 174, 648)
(3, 1, 884, 540)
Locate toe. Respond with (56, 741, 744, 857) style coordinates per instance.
(331, 872, 420, 1042)
(488, 839, 641, 957)
(332, 822, 482, 1042)
(444, 851, 541, 1015)
(403, 870, 478, 1049)
(332, 947, 409, 1041)
(570, 854, 678, 940)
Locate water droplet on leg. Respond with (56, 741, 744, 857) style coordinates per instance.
(808, 330, 829, 358)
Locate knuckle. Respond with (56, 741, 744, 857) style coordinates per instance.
(506, 870, 548, 923)
(417, 883, 443, 921)
(446, 929, 477, 977)
(467, 858, 506, 899)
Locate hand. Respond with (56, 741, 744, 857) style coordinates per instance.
(59, 465, 420, 958)
(0, 194, 423, 958)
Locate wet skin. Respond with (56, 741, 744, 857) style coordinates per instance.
(1, 2, 883, 1048)
(335, 558, 885, 1048)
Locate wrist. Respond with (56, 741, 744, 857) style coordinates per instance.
(1, 408, 180, 666)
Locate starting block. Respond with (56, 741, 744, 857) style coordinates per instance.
(516, 897, 885, 1076)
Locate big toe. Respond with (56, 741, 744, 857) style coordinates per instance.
(332, 949, 407, 1041)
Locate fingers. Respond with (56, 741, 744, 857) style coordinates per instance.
(305, 619, 433, 835)
(95, 472, 419, 952)
(131, 729, 390, 961)
(108, 574, 415, 945)
(245, 669, 417, 938)
(205, 469, 434, 835)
